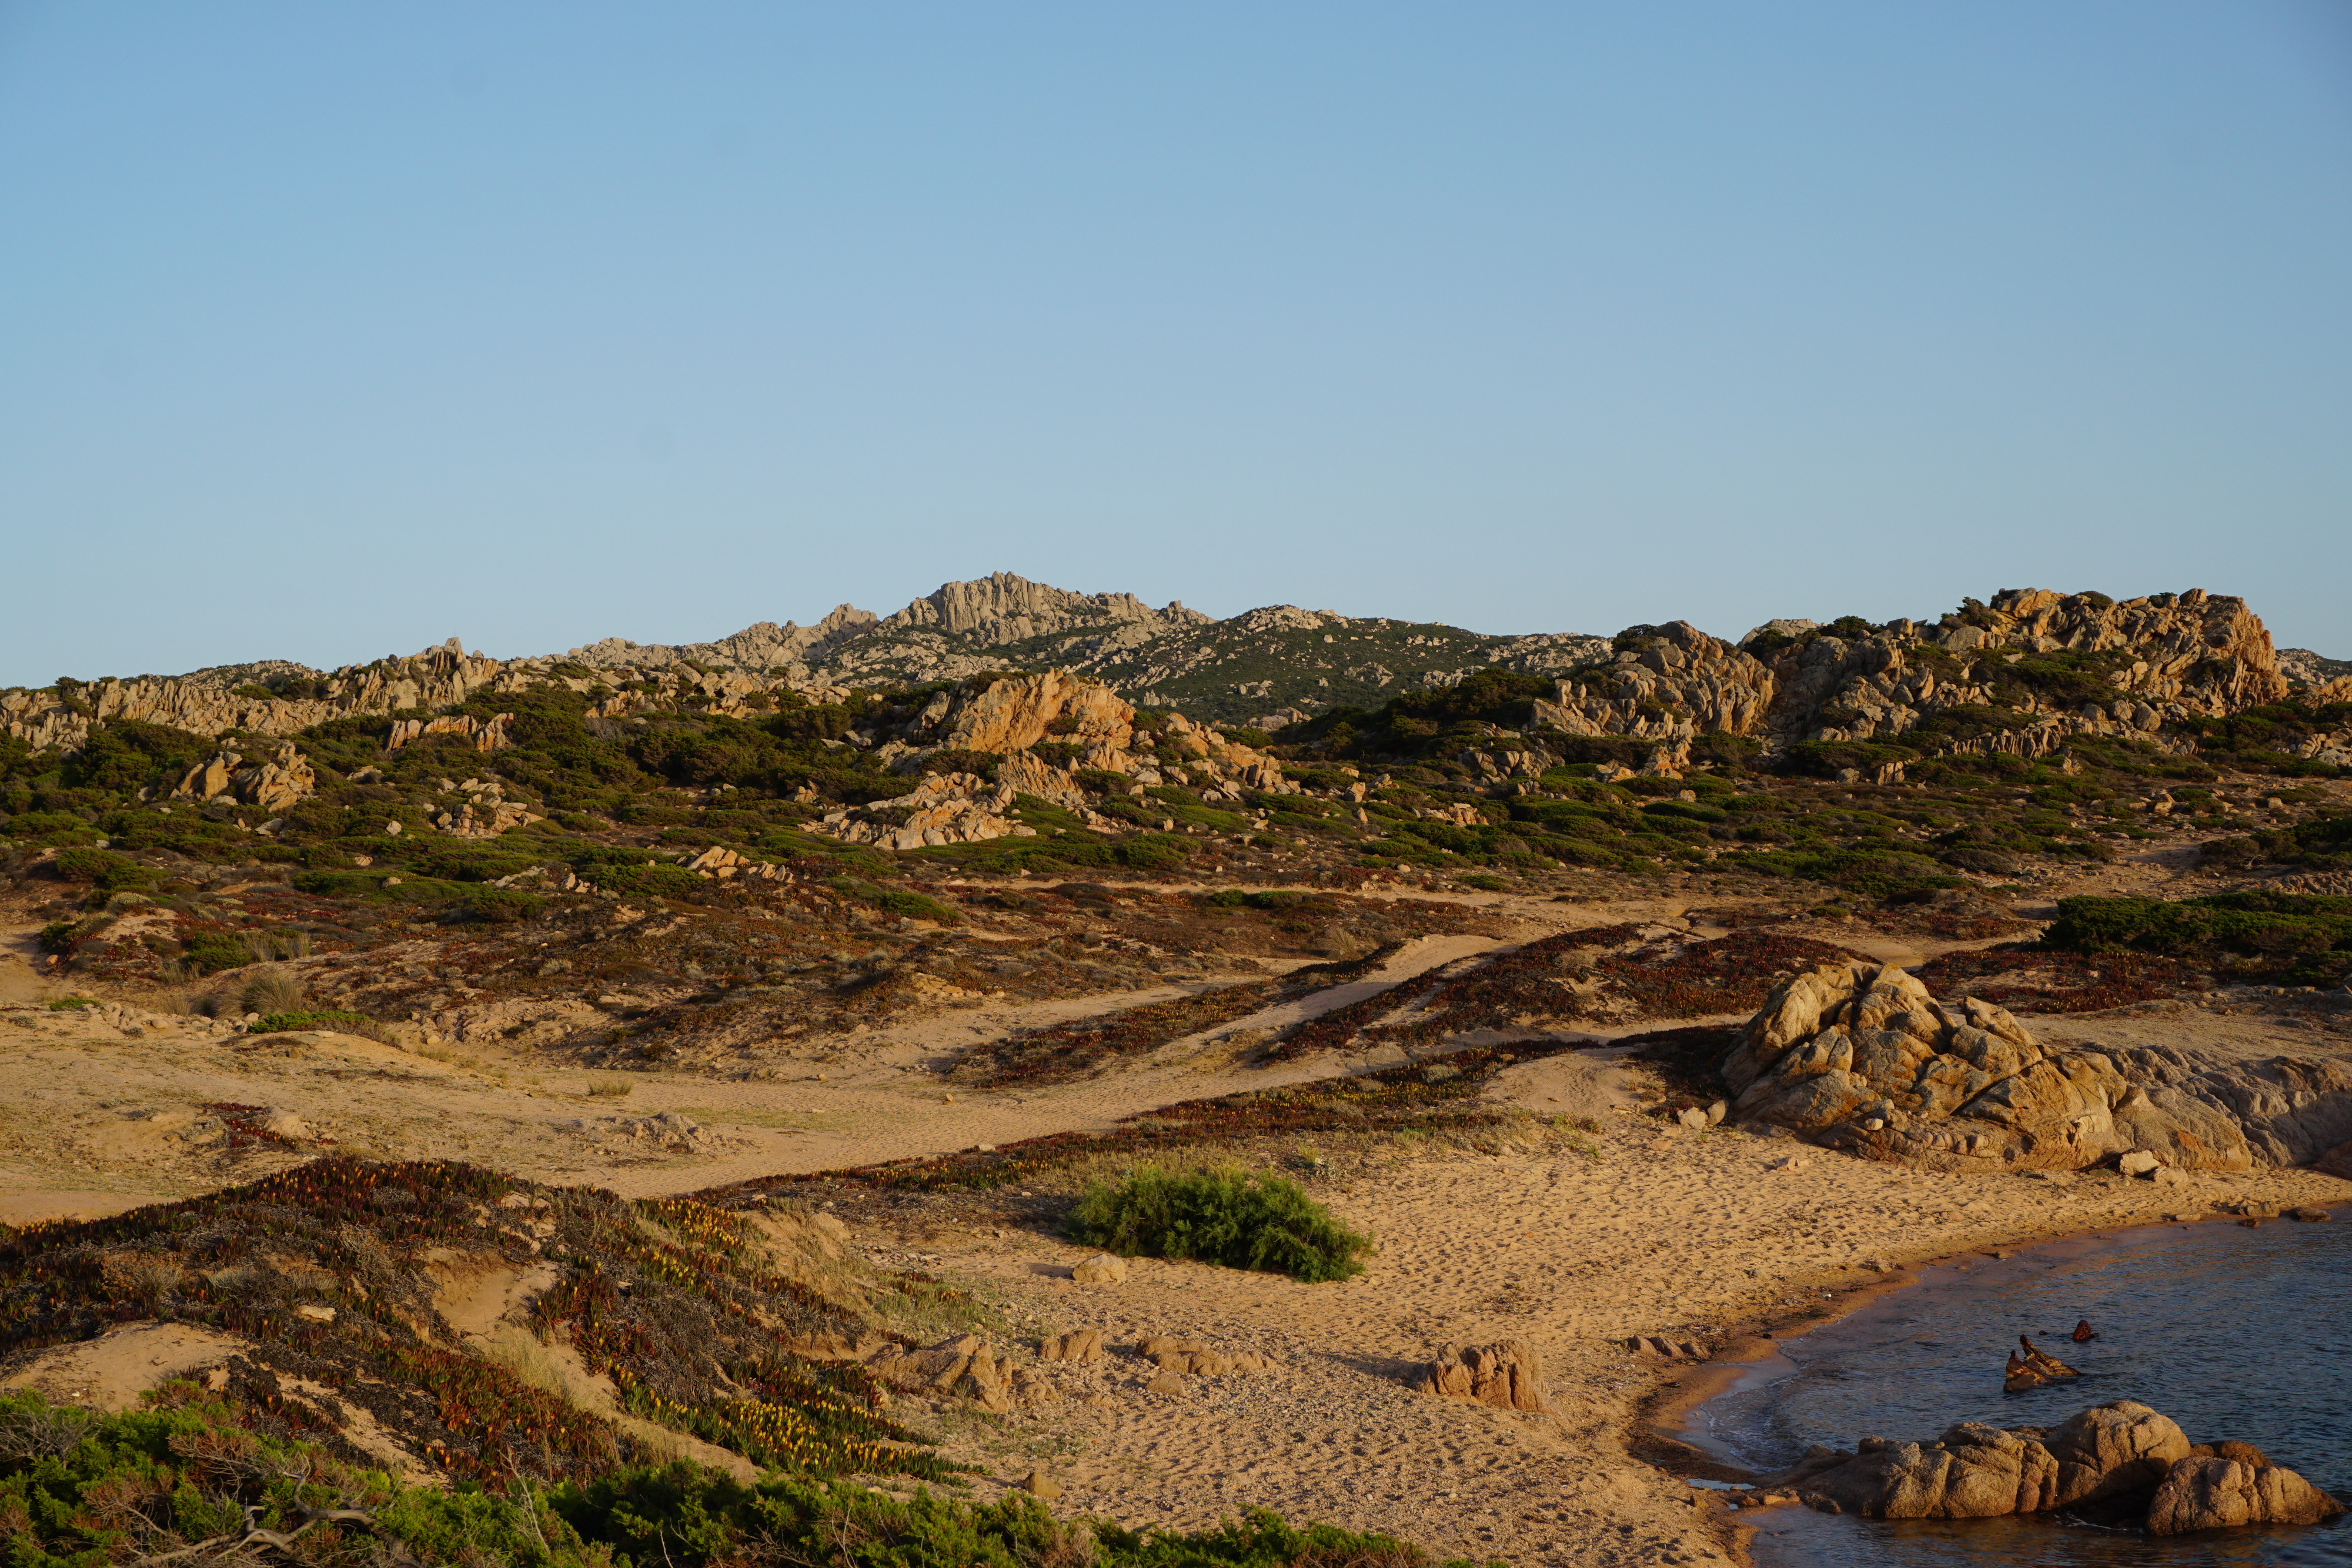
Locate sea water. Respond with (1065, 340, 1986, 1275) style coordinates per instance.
(1681, 1208, 2351, 1567)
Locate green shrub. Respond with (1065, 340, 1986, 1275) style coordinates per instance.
(292, 870, 477, 904)
(570, 849, 706, 901)
(463, 887, 547, 923)
(830, 878, 961, 925)
(45, 995, 96, 1011)
(2040, 892, 2352, 983)
(252, 1009, 389, 1041)
(5, 810, 103, 845)
(179, 930, 258, 974)
(0, 1381, 1475, 1568)
(1066, 1165, 1371, 1282)
(1114, 833, 1192, 874)
(51, 847, 154, 890)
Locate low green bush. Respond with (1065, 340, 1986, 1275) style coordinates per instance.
(52, 846, 155, 890)
(252, 1009, 389, 1041)
(179, 930, 258, 974)
(1066, 1165, 1372, 1283)
(830, 878, 961, 925)
(463, 887, 547, 923)
(1113, 833, 1192, 873)
(2040, 891, 2352, 984)
(570, 848, 706, 901)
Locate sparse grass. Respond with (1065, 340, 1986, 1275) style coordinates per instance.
(584, 1075, 636, 1098)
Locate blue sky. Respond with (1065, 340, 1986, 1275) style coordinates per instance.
(2, 2, 2347, 684)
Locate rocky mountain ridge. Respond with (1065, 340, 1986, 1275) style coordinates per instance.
(4, 577, 2342, 775)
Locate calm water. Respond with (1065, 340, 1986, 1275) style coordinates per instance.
(1681, 1209, 2351, 1567)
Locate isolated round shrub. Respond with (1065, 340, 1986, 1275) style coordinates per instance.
(1065, 1165, 1371, 1283)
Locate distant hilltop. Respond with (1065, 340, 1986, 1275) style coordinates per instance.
(3, 576, 2347, 765)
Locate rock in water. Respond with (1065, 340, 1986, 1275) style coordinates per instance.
(1760, 1400, 2192, 1520)
(2072, 1319, 2099, 1343)
(2019, 1336, 2078, 1379)
(2147, 1456, 2345, 1533)
(1412, 1339, 1548, 1412)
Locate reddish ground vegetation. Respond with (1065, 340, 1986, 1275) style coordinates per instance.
(1913, 946, 2199, 1014)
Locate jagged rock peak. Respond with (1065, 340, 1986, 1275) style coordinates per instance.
(880, 571, 1211, 640)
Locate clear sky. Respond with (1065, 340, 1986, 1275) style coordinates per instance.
(3, 2, 2347, 686)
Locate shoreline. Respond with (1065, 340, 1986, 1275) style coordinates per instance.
(1636, 1203, 2344, 1567)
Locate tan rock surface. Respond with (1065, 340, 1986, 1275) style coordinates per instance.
(1414, 1339, 1549, 1412)
(1726, 960, 2352, 1172)
(2147, 1454, 2346, 1533)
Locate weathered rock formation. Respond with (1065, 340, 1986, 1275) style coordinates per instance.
(170, 742, 318, 814)
(1412, 1339, 1548, 1412)
(1753, 1403, 2341, 1535)
(387, 713, 513, 752)
(1726, 961, 2352, 1172)
(1532, 623, 1775, 748)
(864, 1333, 1019, 1412)
(1138, 1336, 1278, 1376)
(1, 642, 512, 754)
(908, 669, 1135, 754)
(2147, 1449, 2346, 1533)
(1753, 587, 2288, 755)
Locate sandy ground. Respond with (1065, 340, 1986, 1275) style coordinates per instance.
(6, 865, 2352, 1567)
(848, 1098, 2349, 1566)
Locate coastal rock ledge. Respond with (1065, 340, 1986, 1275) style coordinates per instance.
(1746, 1400, 2344, 1536)
(1726, 961, 2352, 1172)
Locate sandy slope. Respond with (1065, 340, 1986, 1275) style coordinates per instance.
(846, 1095, 2348, 1566)
(5, 881, 2351, 1567)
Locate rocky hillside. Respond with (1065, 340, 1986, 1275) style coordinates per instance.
(560, 571, 1612, 726)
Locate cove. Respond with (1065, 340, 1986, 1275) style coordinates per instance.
(1680, 1208, 2351, 1567)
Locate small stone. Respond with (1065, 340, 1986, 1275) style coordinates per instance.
(1071, 1252, 1128, 1285)
(1676, 1108, 1709, 1130)
(1145, 1370, 1185, 1395)
(2288, 1206, 2331, 1222)
(1023, 1470, 1061, 1499)
(1706, 1099, 1729, 1125)
(295, 1304, 335, 1322)
(1766, 1156, 1808, 1173)
(2118, 1150, 2162, 1178)
(1862, 1118, 1885, 1132)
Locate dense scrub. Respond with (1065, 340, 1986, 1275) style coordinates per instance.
(2037, 891, 2352, 987)
(0, 1389, 1478, 1568)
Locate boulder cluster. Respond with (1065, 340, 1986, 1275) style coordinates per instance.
(811, 673, 1299, 852)
(1748, 1400, 2343, 1535)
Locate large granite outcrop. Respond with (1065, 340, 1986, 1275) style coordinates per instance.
(908, 669, 1136, 754)
(1726, 961, 2352, 1172)
(1757, 1402, 2343, 1534)
(1752, 587, 2289, 757)
(1531, 621, 1775, 748)
(0, 643, 511, 754)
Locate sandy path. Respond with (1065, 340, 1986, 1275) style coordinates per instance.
(0, 932, 1540, 1208)
(0, 924, 62, 1006)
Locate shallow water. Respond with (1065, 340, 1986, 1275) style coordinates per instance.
(1682, 1208, 2351, 1567)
